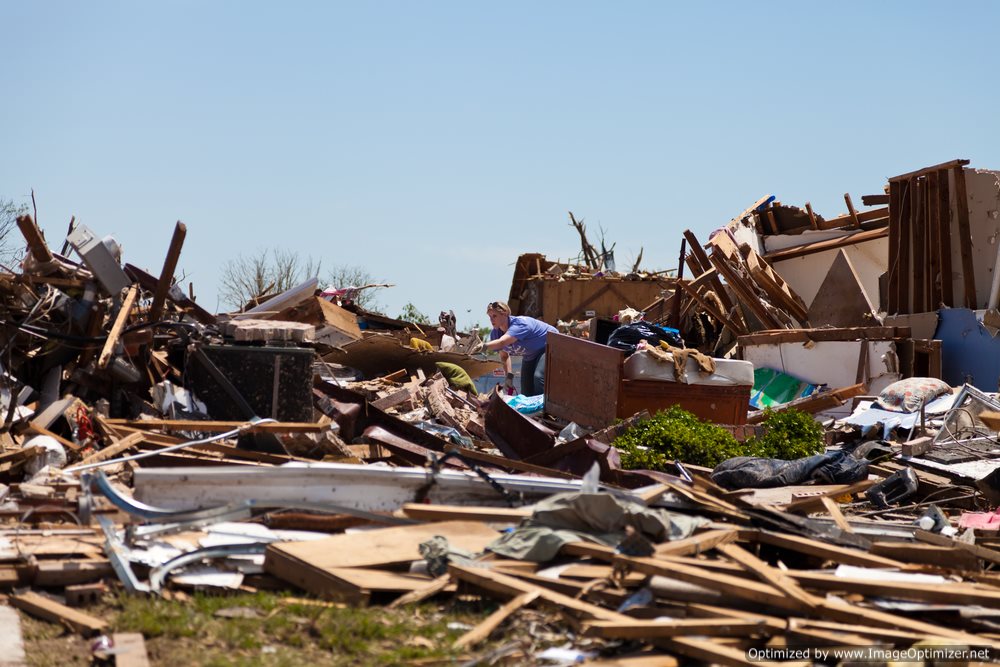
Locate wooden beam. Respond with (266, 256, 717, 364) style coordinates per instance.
(747, 531, 906, 569)
(400, 504, 530, 523)
(804, 202, 818, 230)
(911, 178, 926, 313)
(938, 168, 954, 307)
(582, 618, 768, 639)
(449, 564, 789, 667)
(861, 194, 890, 206)
(73, 432, 145, 467)
(104, 419, 328, 433)
(819, 496, 853, 533)
(682, 229, 740, 322)
(887, 180, 901, 313)
(453, 590, 539, 649)
(780, 478, 875, 513)
(715, 543, 821, 610)
(96, 284, 139, 370)
(896, 178, 912, 314)
(953, 165, 977, 308)
(15, 215, 53, 264)
(844, 193, 861, 228)
(10, 591, 107, 637)
(889, 158, 969, 182)
(763, 227, 888, 263)
(680, 280, 746, 336)
(926, 170, 942, 308)
(148, 221, 186, 323)
(708, 242, 782, 330)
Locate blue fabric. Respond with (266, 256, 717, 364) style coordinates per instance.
(490, 315, 557, 361)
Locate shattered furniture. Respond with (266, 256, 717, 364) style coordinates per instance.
(544, 332, 751, 428)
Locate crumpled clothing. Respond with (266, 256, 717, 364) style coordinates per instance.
(487, 491, 707, 562)
(644, 342, 716, 382)
(418, 536, 478, 577)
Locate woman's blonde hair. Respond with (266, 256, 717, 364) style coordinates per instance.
(487, 301, 511, 315)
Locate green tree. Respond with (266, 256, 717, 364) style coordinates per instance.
(397, 302, 431, 325)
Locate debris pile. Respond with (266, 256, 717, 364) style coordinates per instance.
(4, 159, 1000, 665)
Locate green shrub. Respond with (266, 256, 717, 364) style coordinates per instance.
(745, 408, 825, 460)
(613, 406, 743, 470)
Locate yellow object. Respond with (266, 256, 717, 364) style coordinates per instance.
(409, 337, 434, 352)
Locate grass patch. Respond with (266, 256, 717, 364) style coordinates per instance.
(24, 590, 502, 667)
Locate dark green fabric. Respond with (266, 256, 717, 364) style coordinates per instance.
(436, 362, 478, 395)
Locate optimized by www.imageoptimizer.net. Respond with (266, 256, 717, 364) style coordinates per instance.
(747, 645, 994, 663)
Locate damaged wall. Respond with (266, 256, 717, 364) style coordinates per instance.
(768, 237, 887, 309)
(959, 169, 1000, 309)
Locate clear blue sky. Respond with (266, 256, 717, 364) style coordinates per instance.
(3, 1, 998, 329)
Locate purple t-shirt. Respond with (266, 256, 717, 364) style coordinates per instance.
(490, 315, 557, 360)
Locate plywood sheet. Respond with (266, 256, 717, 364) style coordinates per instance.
(265, 521, 496, 601)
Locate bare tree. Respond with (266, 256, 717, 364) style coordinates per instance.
(219, 248, 322, 310)
(0, 198, 29, 268)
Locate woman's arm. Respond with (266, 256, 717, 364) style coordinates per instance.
(483, 332, 517, 352)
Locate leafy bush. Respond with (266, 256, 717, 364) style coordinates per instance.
(745, 408, 825, 460)
(613, 406, 743, 470)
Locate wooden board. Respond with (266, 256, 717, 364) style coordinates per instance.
(538, 279, 667, 324)
(400, 504, 531, 523)
(806, 249, 876, 328)
(10, 591, 107, 636)
(112, 632, 151, 667)
(265, 521, 498, 600)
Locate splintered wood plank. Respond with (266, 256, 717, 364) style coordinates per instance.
(582, 618, 768, 639)
(789, 571, 1000, 607)
(653, 529, 738, 558)
(105, 419, 327, 433)
(400, 504, 531, 523)
(927, 170, 942, 308)
(844, 193, 861, 228)
(708, 235, 782, 329)
(449, 564, 791, 667)
(97, 284, 139, 369)
(683, 229, 738, 318)
(953, 165, 977, 308)
(743, 531, 906, 569)
(819, 496, 853, 534)
(10, 591, 107, 636)
(387, 575, 452, 609)
(267, 521, 497, 570)
(265, 521, 498, 599)
(888, 158, 970, 182)
(887, 180, 901, 313)
(897, 178, 913, 314)
(938, 168, 954, 306)
(911, 177, 926, 313)
(744, 250, 809, 324)
(679, 280, 746, 336)
(112, 633, 151, 667)
(148, 221, 186, 322)
(715, 543, 821, 610)
(453, 590, 539, 649)
(74, 432, 145, 467)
